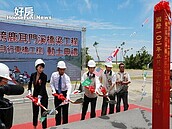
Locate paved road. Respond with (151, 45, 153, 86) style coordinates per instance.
(4, 69, 172, 128)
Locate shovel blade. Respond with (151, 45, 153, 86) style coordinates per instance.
(70, 98, 84, 104)
(107, 100, 117, 105)
(42, 110, 58, 117)
(74, 98, 84, 103)
(49, 109, 58, 115)
(40, 116, 46, 123)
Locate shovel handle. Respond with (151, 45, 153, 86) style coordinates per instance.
(106, 96, 111, 101)
(26, 95, 47, 111)
(39, 104, 48, 111)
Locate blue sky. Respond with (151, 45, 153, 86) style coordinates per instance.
(0, 0, 170, 61)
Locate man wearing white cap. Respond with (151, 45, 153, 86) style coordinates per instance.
(50, 61, 72, 126)
(0, 63, 13, 129)
(99, 61, 116, 116)
(0, 63, 24, 129)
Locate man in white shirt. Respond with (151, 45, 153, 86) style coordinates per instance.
(116, 63, 131, 112)
(50, 61, 72, 125)
(99, 61, 116, 116)
(81, 60, 101, 120)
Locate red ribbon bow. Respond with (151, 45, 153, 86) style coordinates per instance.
(53, 93, 66, 101)
(154, 1, 170, 12)
(26, 95, 38, 105)
(100, 87, 107, 95)
(85, 86, 95, 93)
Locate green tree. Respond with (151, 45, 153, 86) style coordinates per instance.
(82, 47, 93, 67)
(86, 47, 93, 64)
(124, 46, 152, 69)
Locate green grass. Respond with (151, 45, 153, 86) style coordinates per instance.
(131, 76, 152, 80)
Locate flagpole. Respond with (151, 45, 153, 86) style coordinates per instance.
(116, 46, 118, 64)
(120, 42, 125, 63)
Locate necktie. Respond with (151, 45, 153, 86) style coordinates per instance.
(58, 75, 62, 93)
(89, 74, 93, 79)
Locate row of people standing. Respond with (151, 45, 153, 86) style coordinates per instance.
(27, 59, 131, 129)
(81, 60, 131, 120)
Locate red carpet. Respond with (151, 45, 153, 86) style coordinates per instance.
(11, 104, 151, 129)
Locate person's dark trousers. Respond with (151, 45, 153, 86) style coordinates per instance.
(0, 99, 13, 129)
(32, 97, 48, 128)
(116, 91, 129, 113)
(0, 119, 6, 129)
(81, 94, 97, 120)
(54, 90, 69, 126)
(101, 94, 115, 116)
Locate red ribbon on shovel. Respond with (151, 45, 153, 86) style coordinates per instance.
(85, 85, 95, 93)
(26, 95, 47, 111)
(52, 93, 66, 101)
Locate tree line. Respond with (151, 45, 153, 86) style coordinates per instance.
(84, 46, 153, 69)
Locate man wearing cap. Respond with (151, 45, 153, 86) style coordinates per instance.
(116, 63, 131, 113)
(0, 63, 13, 129)
(81, 60, 101, 120)
(50, 61, 72, 126)
(0, 63, 24, 129)
(99, 61, 116, 116)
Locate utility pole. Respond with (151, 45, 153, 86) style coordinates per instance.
(93, 41, 100, 64)
(120, 42, 125, 62)
(82, 27, 86, 69)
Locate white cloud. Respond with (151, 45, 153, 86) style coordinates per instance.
(84, 0, 92, 10)
(57, 0, 68, 7)
(56, 0, 69, 10)
(34, 0, 41, 9)
(118, 0, 131, 9)
(13, 16, 131, 31)
(77, 0, 95, 14)
(0, 10, 13, 19)
(56, 18, 131, 30)
(86, 35, 153, 61)
(0, 10, 13, 15)
(0, 1, 10, 9)
(43, 2, 51, 15)
(113, 33, 130, 36)
(139, 0, 168, 20)
(87, 21, 132, 30)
